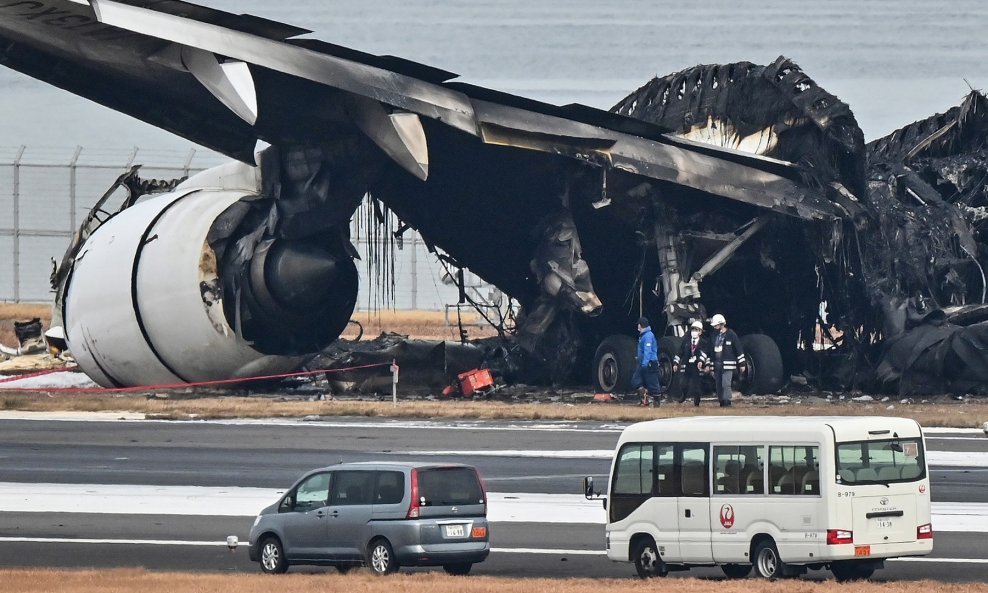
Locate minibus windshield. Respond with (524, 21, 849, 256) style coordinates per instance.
(835, 437, 925, 485)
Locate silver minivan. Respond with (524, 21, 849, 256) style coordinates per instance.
(248, 461, 490, 575)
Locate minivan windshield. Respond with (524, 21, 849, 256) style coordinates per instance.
(419, 467, 484, 506)
(836, 437, 925, 485)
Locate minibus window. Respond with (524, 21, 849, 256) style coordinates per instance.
(678, 446, 708, 497)
(768, 445, 820, 495)
(656, 445, 675, 496)
(835, 438, 925, 485)
(713, 446, 764, 495)
(613, 444, 654, 496)
(611, 443, 664, 522)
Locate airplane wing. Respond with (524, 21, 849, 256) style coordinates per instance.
(0, 0, 840, 221)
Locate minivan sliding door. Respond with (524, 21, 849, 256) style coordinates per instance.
(327, 470, 376, 561)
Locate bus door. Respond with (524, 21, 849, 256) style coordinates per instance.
(610, 443, 681, 560)
(710, 445, 767, 562)
(676, 443, 712, 562)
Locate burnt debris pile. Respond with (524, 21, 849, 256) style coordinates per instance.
(613, 60, 988, 395)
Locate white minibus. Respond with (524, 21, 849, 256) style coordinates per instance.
(586, 416, 933, 581)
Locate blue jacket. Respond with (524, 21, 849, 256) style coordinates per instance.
(637, 326, 658, 368)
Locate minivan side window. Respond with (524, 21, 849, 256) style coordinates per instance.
(292, 472, 331, 512)
(713, 445, 764, 495)
(768, 445, 820, 495)
(375, 471, 405, 504)
(331, 471, 375, 505)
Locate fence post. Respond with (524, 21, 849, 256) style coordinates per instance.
(390, 359, 399, 406)
(12, 145, 25, 303)
(183, 147, 196, 178)
(410, 232, 418, 309)
(69, 145, 82, 232)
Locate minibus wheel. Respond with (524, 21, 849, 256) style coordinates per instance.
(721, 563, 752, 578)
(830, 561, 875, 581)
(632, 537, 668, 578)
(752, 539, 783, 579)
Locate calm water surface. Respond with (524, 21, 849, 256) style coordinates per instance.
(1, 0, 986, 149)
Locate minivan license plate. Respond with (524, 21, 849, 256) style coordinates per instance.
(875, 519, 893, 529)
(443, 524, 465, 538)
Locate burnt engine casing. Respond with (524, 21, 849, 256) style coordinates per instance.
(63, 162, 357, 388)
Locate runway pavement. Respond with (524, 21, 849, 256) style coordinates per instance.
(0, 413, 986, 581)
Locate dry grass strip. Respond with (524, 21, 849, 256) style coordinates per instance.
(2, 569, 987, 593)
(1, 393, 987, 428)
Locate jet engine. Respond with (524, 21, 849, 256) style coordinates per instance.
(61, 160, 359, 388)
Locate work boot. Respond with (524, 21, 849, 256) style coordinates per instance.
(720, 400, 732, 408)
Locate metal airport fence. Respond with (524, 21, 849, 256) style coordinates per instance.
(0, 145, 496, 311)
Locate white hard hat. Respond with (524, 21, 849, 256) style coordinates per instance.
(690, 320, 703, 330)
(710, 313, 726, 326)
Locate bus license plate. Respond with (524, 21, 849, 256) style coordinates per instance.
(443, 524, 465, 538)
(875, 519, 893, 529)
(854, 545, 871, 557)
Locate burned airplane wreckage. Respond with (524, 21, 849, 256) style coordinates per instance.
(4, 1, 988, 395)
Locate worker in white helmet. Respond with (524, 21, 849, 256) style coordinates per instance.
(673, 320, 708, 406)
(708, 313, 745, 407)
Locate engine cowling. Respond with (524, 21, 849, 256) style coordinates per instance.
(63, 161, 358, 388)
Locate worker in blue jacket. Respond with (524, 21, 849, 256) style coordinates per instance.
(631, 316, 662, 406)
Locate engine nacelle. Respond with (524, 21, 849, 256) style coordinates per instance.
(63, 161, 358, 388)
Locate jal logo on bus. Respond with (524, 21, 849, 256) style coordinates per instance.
(719, 504, 735, 529)
(919, 484, 927, 494)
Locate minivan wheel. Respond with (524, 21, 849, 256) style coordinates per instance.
(259, 536, 288, 574)
(632, 538, 667, 578)
(752, 539, 783, 579)
(368, 538, 398, 575)
(443, 563, 473, 576)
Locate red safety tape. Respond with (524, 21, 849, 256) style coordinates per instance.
(0, 361, 393, 394)
(0, 366, 70, 384)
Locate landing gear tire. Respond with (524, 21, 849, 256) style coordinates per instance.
(830, 561, 875, 582)
(658, 336, 683, 397)
(721, 563, 753, 579)
(738, 334, 784, 394)
(752, 539, 784, 579)
(632, 538, 668, 578)
(592, 334, 637, 393)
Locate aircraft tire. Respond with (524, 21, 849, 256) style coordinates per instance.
(739, 334, 784, 394)
(592, 335, 637, 393)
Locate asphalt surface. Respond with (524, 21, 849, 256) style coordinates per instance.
(0, 416, 986, 581)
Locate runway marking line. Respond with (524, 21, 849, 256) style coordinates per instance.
(2, 538, 987, 564)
